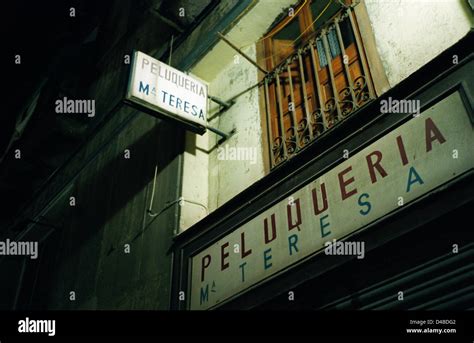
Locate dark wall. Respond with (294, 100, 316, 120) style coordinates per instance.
(1, 0, 184, 310)
(0, 0, 251, 310)
(17, 115, 184, 310)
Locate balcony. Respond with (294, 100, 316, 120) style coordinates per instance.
(263, 6, 376, 168)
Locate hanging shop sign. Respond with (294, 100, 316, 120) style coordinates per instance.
(125, 51, 208, 134)
(189, 91, 474, 310)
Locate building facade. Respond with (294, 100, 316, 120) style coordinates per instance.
(1, 0, 473, 310)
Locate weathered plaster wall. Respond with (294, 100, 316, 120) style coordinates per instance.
(206, 44, 264, 210)
(179, 0, 298, 230)
(364, 0, 473, 87)
(180, 128, 210, 230)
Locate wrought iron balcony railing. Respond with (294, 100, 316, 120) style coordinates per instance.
(263, 6, 375, 168)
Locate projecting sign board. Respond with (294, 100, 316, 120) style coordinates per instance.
(125, 51, 208, 134)
(189, 91, 474, 310)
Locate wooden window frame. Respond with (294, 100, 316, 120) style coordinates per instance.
(258, 0, 389, 173)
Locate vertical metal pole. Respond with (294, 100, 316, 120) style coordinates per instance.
(297, 50, 314, 140)
(286, 62, 300, 149)
(12, 259, 27, 309)
(321, 30, 343, 121)
(264, 78, 276, 168)
(168, 35, 174, 66)
(334, 16, 357, 107)
(309, 42, 329, 131)
(275, 72, 289, 159)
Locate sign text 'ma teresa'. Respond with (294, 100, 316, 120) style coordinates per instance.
(126, 51, 208, 134)
(189, 92, 474, 310)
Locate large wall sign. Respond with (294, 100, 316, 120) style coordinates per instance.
(125, 51, 208, 134)
(189, 91, 474, 310)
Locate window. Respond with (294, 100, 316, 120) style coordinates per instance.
(259, 0, 376, 168)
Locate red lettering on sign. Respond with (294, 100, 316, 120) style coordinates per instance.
(287, 198, 302, 231)
(241, 232, 252, 258)
(366, 150, 388, 183)
(338, 166, 358, 200)
(201, 254, 211, 282)
(263, 214, 277, 244)
(221, 242, 229, 271)
(312, 183, 328, 215)
(396, 135, 409, 166)
(425, 117, 446, 152)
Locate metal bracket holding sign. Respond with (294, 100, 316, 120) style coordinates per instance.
(124, 50, 209, 135)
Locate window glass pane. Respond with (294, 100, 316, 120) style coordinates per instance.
(327, 27, 341, 58)
(271, 16, 300, 66)
(340, 16, 355, 47)
(310, 0, 341, 29)
(273, 17, 300, 41)
(316, 38, 327, 67)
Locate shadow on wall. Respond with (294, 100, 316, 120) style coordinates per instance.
(11, 116, 185, 310)
(62, 115, 184, 258)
